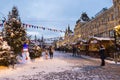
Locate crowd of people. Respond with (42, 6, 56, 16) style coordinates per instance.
(8, 38, 106, 67)
(44, 46, 54, 59)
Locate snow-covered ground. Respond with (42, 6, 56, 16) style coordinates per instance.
(0, 52, 73, 80)
(0, 51, 120, 80)
(81, 55, 120, 64)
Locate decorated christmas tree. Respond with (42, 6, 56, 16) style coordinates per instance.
(4, 6, 27, 55)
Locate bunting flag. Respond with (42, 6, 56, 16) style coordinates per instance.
(0, 20, 65, 33)
(22, 23, 65, 33)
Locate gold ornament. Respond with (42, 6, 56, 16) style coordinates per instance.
(11, 32, 14, 38)
(16, 44, 19, 47)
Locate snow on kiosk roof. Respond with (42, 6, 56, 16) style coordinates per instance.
(90, 37, 114, 41)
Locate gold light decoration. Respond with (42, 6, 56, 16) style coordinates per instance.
(11, 32, 14, 38)
(115, 25, 120, 36)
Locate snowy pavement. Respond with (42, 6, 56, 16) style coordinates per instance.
(0, 51, 120, 80)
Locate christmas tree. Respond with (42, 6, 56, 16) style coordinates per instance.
(4, 6, 27, 55)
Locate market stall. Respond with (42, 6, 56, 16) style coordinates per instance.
(76, 40, 89, 55)
(88, 37, 114, 57)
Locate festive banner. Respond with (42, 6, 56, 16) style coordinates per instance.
(22, 23, 65, 33)
(0, 21, 65, 33)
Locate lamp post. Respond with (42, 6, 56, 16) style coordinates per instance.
(114, 24, 120, 64)
(114, 27, 118, 64)
(114, 29, 117, 49)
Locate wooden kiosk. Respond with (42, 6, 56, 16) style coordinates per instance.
(88, 37, 114, 57)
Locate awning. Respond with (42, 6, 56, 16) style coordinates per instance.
(90, 37, 114, 41)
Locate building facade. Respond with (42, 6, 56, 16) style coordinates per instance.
(56, 25, 74, 48)
(74, 0, 120, 41)
(57, 0, 120, 47)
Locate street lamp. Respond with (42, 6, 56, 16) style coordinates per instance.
(113, 25, 120, 64)
(114, 29, 117, 49)
(114, 25, 120, 48)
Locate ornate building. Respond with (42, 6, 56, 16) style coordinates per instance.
(74, 0, 120, 41)
(74, 20, 85, 41)
(56, 0, 120, 47)
(56, 25, 73, 47)
(64, 25, 74, 44)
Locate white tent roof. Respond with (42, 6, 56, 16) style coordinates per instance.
(91, 37, 114, 41)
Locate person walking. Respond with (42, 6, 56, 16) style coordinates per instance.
(45, 48, 48, 60)
(99, 44, 106, 66)
(72, 45, 77, 56)
(49, 46, 54, 59)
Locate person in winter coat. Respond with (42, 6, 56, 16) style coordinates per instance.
(45, 48, 48, 60)
(49, 46, 54, 59)
(72, 45, 77, 56)
(99, 44, 106, 66)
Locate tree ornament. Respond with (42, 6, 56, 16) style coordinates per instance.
(16, 44, 19, 47)
(11, 32, 14, 38)
(7, 29, 11, 32)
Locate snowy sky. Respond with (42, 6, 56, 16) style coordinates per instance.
(0, 0, 113, 39)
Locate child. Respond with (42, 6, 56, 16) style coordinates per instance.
(45, 49, 48, 60)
